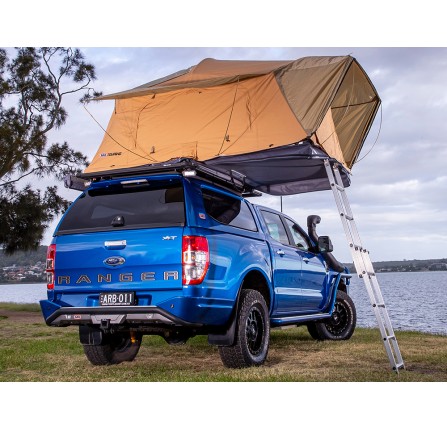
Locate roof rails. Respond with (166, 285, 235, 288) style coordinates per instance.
(64, 158, 262, 197)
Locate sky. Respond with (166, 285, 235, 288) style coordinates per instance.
(3, 3, 447, 265)
(32, 46, 447, 263)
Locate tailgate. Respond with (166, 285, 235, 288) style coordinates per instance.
(54, 228, 183, 291)
(50, 176, 185, 306)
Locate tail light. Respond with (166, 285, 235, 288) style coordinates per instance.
(182, 236, 209, 285)
(46, 244, 56, 290)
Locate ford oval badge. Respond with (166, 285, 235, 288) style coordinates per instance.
(104, 256, 126, 267)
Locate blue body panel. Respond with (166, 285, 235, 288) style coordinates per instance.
(51, 228, 183, 305)
(41, 174, 347, 328)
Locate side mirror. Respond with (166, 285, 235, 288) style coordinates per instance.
(318, 236, 334, 253)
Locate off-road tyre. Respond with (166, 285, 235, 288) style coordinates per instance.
(314, 290, 356, 340)
(218, 289, 270, 368)
(306, 322, 324, 340)
(82, 331, 142, 365)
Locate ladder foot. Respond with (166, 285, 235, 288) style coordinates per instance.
(394, 362, 405, 370)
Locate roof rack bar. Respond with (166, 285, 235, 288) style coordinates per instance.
(68, 158, 259, 196)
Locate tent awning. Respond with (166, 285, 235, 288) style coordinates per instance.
(204, 140, 350, 195)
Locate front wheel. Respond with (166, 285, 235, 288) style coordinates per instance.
(82, 330, 142, 365)
(306, 322, 324, 340)
(218, 289, 270, 368)
(311, 291, 356, 341)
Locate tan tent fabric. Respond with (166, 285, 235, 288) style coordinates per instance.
(98, 59, 292, 100)
(85, 56, 380, 174)
(314, 109, 347, 168)
(329, 60, 380, 167)
(275, 56, 353, 134)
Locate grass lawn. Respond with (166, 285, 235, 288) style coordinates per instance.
(0, 302, 446, 382)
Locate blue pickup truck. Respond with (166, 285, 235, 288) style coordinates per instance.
(40, 164, 355, 368)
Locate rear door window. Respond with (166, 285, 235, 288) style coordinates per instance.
(260, 210, 290, 245)
(57, 181, 185, 234)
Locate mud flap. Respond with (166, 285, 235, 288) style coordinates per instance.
(207, 291, 241, 346)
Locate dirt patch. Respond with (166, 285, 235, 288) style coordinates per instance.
(0, 309, 43, 324)
(404, 365, 441, 375)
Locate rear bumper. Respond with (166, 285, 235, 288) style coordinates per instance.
(40, 300, 203, 328)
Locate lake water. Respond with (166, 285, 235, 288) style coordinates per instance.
(348, 271, 447, 336)
(1, 271, 446, 335)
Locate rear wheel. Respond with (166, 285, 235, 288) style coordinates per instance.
(219, 289, 270, 368)
(82, 330, 142, 365)
(313, 290, 356, 340)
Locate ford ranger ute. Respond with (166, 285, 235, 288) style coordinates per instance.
(40, 162, 356, 368)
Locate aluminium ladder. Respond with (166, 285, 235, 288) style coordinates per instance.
(324, 160, 405, 373)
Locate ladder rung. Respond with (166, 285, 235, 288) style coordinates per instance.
(384, 335, 396, 341)
(344, 214, 354, 221)
(373, 303, 385, 308)
(359, 271, 375, 277)
(334, 184, 345, 192)
(394, 362, 405, 369)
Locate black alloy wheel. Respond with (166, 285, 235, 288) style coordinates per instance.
(246, 307, 264, 356)
(308, 290, 356, 341)
(325, 300, 350, 336)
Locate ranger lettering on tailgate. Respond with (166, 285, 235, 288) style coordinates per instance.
(57, 271, 179, 285)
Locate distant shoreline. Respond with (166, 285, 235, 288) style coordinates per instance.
(0, 281, 45, 286)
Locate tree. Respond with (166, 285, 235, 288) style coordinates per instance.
(0, 47, 101, 254)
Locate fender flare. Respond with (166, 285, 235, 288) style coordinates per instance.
(208, 268, 272, 346)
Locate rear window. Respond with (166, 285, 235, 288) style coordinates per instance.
(202, 188, 257, 231)
(57, 181, 185, 234)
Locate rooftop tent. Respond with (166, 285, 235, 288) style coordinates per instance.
(84, 56, 380, 194)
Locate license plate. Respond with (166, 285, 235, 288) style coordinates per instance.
(99, 292, 135, 306)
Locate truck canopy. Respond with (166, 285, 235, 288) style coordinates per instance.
(85, 56, 380, 195)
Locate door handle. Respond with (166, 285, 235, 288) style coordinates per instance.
(104, 240, 127, 250)
(303, 258, 310, 264)
(276, 249, 285, 256)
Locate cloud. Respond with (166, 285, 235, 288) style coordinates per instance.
(35, 47, 447, 262)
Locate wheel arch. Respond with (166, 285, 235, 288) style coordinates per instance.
(207, 268, 272, 347)
(240, 269, 272, 312)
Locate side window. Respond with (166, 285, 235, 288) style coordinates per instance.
(283, 218, 310, 251)
(202, 188, 257, 231)
(260, 211, 290, 245)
